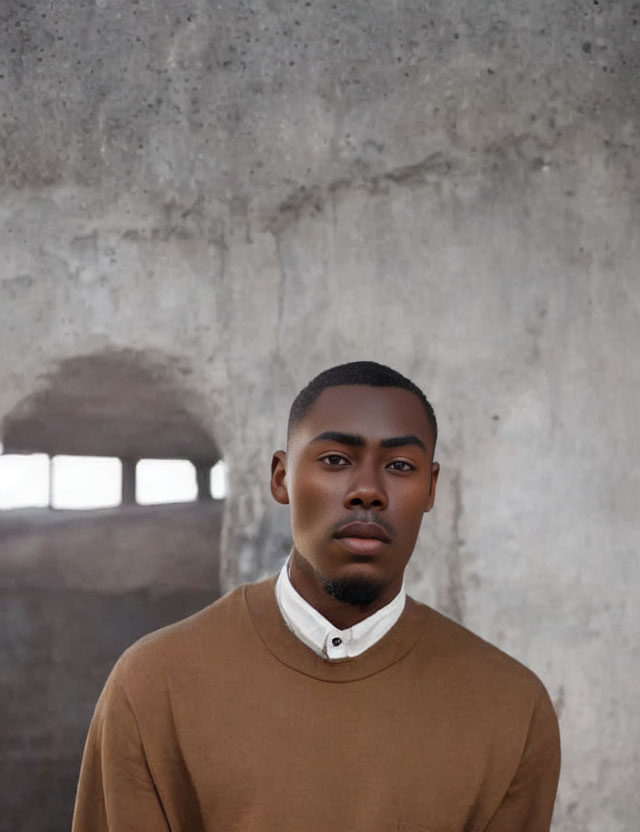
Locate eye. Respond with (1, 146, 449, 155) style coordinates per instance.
(387, 460, 415, 472)
(320, 454, 349, 467)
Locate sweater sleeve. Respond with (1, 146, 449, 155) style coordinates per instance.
(72, 666, 170, 832)
(483, 685, 561, 832)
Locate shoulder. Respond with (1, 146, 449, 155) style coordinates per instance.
(407, 596, 553, 707)
(111, 582, 255, 691)
(404, 598, 559, 763)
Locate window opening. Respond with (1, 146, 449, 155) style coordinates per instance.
(210, 460, 228, 500)
(1, 444, 226, 511)
(50, 455, 122, 510)
(136, 459, 198, 506)
(0, 444, 50, 509)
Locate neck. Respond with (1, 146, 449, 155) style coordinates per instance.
(288, 549, 403, 630)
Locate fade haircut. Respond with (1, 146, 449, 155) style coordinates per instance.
(287, 361, 437, 447)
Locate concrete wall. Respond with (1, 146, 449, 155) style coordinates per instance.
(0, 503, 222, 832)
(1, 1, 639, 829)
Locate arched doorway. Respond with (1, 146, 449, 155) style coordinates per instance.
(0, 349, 224, 832)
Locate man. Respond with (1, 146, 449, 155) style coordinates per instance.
(73, 361, 561, 832)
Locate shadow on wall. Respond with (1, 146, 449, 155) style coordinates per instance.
(0, 349, 224, 832)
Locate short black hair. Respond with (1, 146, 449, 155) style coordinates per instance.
(287, 361, 437, 447)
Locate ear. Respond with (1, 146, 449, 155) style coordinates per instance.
(270, 450, 289, 505)
(424, 461, 440, 513)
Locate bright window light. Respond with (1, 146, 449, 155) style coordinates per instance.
(136, 459, 197, 505)
(51, 456, 122, 510)
(210, 460, 228, 500)
(0, 453, 50, 509)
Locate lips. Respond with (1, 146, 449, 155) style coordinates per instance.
(334, 521, 390, 555)
(335, 521, 390, 542)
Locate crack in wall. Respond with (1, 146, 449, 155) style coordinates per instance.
(266, 152, 458, 233)
(444, 468, 465, 624)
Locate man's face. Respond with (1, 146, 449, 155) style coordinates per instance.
(271, 385, 439, 604)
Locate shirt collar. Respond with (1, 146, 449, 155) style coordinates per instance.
(275, 559, 406, 660)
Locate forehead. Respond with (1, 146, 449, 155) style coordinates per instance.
(294, 385, 434, 446)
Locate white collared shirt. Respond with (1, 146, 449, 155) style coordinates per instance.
(275, 560, 406, 660)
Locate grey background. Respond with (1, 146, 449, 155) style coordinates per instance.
(1, 1, 639, 830)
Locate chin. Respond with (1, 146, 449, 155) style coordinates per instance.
(320, 573, 385, 607)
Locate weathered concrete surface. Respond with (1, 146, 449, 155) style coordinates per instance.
(1, 1, 639, 829)
(0, 502, 223, 593)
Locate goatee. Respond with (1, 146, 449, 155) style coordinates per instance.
(320, 576, 384, 607)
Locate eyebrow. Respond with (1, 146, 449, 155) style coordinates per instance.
(380, 434, 426, 451)
(310, 431, 426, 451)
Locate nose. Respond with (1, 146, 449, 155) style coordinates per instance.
(344, 461, 388, 510)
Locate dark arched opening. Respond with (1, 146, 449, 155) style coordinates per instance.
(0, 349, 224, 831)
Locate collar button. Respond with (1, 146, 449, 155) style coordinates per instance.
(331, 636, 343, 647)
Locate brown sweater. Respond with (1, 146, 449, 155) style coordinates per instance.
(72, 577, 560, 832)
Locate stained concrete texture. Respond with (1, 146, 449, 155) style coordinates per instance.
(1, 1, 639, 830)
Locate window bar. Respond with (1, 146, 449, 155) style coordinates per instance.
(121, 458, 137, 506)
(195, 462, 212, 502)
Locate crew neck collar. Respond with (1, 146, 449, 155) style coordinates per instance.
(244, 576, 430, 683)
